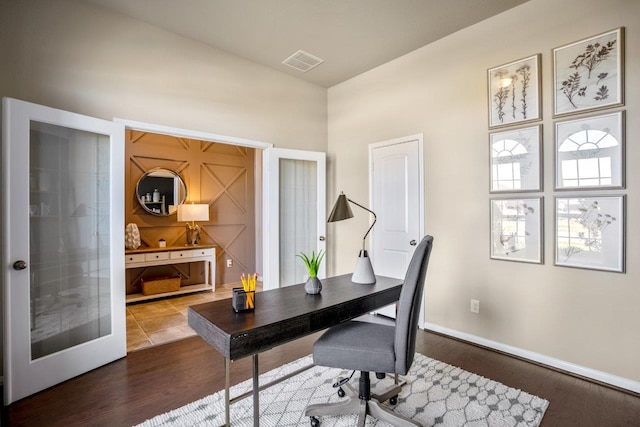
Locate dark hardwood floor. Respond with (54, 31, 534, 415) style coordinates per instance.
(3, 329, 639, 426)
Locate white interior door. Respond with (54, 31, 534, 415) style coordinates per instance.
(370, 135, 424, 322)
(263, 148, 326, 289)
(2, 98, 126, 404)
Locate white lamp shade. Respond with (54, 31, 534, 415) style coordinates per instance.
(177, 204, 209, 222)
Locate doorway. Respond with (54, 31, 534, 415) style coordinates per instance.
(118, 120, 326, 351)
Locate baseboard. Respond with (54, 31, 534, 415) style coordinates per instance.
(424, 323, 640, 395)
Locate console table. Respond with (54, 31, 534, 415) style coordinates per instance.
(125, 245, 216, 303)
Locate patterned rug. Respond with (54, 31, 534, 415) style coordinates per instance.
(138, 353, 549, 426)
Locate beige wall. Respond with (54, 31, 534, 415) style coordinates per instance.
(328, 0, 639, 383)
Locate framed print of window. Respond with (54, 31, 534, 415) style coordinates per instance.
(555, 195, 624, 272)
(490, 125, 542, 192)
(555, 111, 625, 190)
(488, 54, 541, 129)
(490, 197, 543, 264)
(553, 27, 624, 117)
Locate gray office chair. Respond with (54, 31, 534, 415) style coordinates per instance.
(304, 235, 434, 427)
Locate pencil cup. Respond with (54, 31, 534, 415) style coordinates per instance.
(232, 288, 255, 312)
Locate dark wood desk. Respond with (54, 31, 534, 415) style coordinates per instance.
(188, 274, 403, 426)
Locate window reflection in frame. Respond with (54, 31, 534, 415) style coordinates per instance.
(489, 124, 542, 193)
(554, 111, 625, 190)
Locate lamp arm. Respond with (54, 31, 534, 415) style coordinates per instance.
(347, 198, 377, 251)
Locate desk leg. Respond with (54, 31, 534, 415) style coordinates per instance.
(252, 354, 260, 426)
(225, 357, 231, 426)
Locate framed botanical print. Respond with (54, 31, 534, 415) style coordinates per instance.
(553, 28, 624, 117)
(555, 111, 625, 190)
(490, 125, 542, 193)
(555, 195, 625, 272)
(490, 197, 543, 264)
(488, 54, 541, 129)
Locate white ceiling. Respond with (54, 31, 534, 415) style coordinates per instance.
(85, 0, 528, 88)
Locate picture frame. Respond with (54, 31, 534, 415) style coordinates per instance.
(553, 27, 624, 117)
(488, 54, 541, 129)
(555, 195, 625, 272)
(490, 197, 543, 264)
(490, 124, 542, 193)
(555, 111, 625, 190)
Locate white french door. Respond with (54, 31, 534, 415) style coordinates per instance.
(263, 148, 326, 289)
(370, 135, 424, 322)
(2, 98, 126, 404)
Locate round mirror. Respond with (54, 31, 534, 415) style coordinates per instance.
(136, 168, 187, 216)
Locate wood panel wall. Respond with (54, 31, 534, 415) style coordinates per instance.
(125, 131, 256, 286)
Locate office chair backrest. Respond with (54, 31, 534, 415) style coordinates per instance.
(394, 235, 434, 375)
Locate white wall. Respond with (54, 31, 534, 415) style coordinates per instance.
(0, 0, 327, 150)
(328, 0, 640, 385)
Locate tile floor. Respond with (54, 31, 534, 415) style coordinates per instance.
(126, 282, 261, 352)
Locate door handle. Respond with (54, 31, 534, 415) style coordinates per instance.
(319, 236, 326, 241)
(13, 260, 27, 270)
(409, 240, 417, 246)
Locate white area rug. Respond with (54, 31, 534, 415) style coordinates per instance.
(138, 353, 549, 426)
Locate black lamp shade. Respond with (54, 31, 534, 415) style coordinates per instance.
(327, 194, 354, 222)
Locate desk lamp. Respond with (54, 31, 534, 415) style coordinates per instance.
(177, 203, 209, 246)
(328, 192, 377, 284)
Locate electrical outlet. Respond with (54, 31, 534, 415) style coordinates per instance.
(470, 299, 480, 314)
(226, 259, 233, 268)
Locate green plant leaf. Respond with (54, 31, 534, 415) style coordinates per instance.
(296, 249, 325, 278)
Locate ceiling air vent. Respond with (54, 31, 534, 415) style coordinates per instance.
(282, 50, 324, 72)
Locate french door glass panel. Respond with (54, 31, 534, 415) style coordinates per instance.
(29, 121, 112, 359)
(279, 158, 318, 286)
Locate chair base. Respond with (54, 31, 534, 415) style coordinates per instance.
(304, 375, 421, 427)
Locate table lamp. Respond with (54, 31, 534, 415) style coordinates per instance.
(177, 203, 209, 246)
(327, 192, 377, 284)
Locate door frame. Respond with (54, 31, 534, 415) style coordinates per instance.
(114, 118, 273, 285)
(113, 117, 326, 289)
(368, 133, 425, 326)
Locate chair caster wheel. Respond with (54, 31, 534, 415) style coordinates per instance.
(389, 395, 398, 405)
(337, 387, 345, 398)
(310, 416, 320, 426)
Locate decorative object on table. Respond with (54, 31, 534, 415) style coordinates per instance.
(553, 27, 624, 117)
(554, 110, 625, 190)
(490, 197, 543, 264)
(297, 250, 325, 294)
(233, 273, 257, 312)
(177, 203, 209, 246)
(158, 238, 166, 248)
(328, 192, 376, 284)
(554, 195, 624, 272)
(136, 167, 187, 216)
(488, 54, 541, 129)
(140, 275, 181, 296)
(490, 124, 542, 193)
(124, 223, 141, 249)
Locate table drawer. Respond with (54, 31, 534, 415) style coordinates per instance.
(191, 248, 215, 257)
(125, 253, 146, 264)
(145, 252, 169, 262)
(170, 250, 193, 260)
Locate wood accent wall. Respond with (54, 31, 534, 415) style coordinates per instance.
(125, 131, 256, 286)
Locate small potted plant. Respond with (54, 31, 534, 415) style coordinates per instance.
(297, 250, 325, 294)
